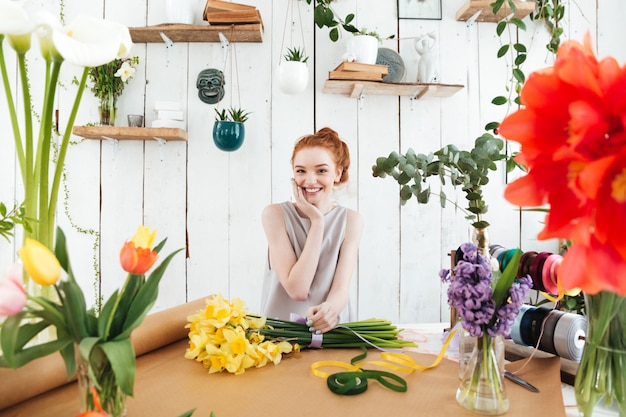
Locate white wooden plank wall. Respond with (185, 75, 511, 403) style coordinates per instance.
(0, 0, 622, 323)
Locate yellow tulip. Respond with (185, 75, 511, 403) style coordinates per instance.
(130, 225, 156, 249)
(18, 238, 61, 286)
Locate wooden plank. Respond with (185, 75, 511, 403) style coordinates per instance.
(322, 80, 464, 98)
(204, 0, 256, 13)
(72, 126, 188, 141)
(334, 61, 389, 75)
(456, 0, 536, 22)
(328, 70, 384, 81)
(129, 24, 263, 43)
(205, 10, 262, 25)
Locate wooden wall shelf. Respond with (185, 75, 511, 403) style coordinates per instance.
(129, 24, 263, 43)
(456, 0, 535, 22)
(322, 80, 464, 100)
(72, 126, 188, 142)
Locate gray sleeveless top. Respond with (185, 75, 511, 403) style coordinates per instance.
(260, 202, 354, 323)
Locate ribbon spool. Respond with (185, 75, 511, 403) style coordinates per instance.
(510, 305, 587, 362)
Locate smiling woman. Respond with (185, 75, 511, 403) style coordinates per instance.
(260, 127, 364, 335)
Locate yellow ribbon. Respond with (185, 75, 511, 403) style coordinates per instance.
(311, 328, 458, 379)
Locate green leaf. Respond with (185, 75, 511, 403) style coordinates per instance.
(59, 278, 89, 340)
(497, 44, 509, 58)
(100, 339, 136, 396)
(329, 27, 339, 42)
(485, 121, 500, 131)
(54, 227, 72, 276)
(513, 43, 527, 53)
(491, 249, 521, 311)
(496, 21, 506, 36)
(514, 53, 527, 66)
(491, 96, 507, 105)
(512, 68, 525, 83)
(510, 18, 526, 30)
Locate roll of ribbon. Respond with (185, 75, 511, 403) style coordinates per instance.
(553, 312, 587, 362)
(541, 254, 562, 294)
(538, 309, 563, 355)
(530, 252, 551, 292)
(511, 304, 534, 346)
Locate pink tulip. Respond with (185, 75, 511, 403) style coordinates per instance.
(0, 264, 27, 316)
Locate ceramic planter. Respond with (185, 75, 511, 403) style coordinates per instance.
(213, 120, 245, 151)
(345, 35, 379, 65)
(276, 61, 309, 94)
(165, 0, 196, 24)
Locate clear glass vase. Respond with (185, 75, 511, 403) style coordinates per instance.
(76, 345, 128, 417)
(574, 291, 626, 417)
(98, 93, 117, 126)
(456, 334, 509, 415)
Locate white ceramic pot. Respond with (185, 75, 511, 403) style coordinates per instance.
(276, 61, 309, 95)
(165, 0, 196, 24)
(345, 35, 379, 65)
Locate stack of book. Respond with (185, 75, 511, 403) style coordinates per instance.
(328, 62, 389, 81)
(203, 0, 262, 25)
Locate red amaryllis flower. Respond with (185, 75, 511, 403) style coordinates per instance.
(119, 225, 158, 274)
(500, 33, 626, 295)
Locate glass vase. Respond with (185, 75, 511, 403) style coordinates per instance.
(99, 93, 117, 126)
(472, 226, 499, 271)
(456, 334, 509, 415)
(574, 291, 626, 417)
(76, 345, 127, 417)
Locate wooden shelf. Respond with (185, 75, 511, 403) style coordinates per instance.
(456, 0, 535, 22)
(72, 126, 188, 142)
(322, 80, 464, 99)
(129, 23, 263, 43)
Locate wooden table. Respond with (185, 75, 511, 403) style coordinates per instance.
(0, 301, 568, 417)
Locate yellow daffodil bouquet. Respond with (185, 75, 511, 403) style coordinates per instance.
(0, 225, 183, 416)
(185, 294, 416, 375)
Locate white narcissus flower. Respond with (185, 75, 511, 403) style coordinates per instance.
(114, 60, 136, 82)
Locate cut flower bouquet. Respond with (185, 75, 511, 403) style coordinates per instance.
(498, 33, 626, 416)
(0, 225, 183, 416)
(185, 294, 416, 375)
(440, 242, 532, 415)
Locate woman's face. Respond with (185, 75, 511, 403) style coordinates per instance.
(292, 147, 341, 206)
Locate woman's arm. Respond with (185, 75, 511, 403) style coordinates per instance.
(262, 202, 324, 300)
(307, 209, 364, 333)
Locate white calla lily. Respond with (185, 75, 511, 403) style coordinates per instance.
(0, 0, 35, 35)
(52, 15, 133, 67)
(0, 0, 36, 54)
(0, 2, 134, 254)
(33, 10, 63, 63)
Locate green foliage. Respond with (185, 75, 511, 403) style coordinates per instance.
(215, 107, 251, 123)
(372, 134, 507, 228)
(0, 202, 30, 242)
(88, 56, 139, 101)
(304, 0, 393, 42)
(484, 0, 564, 134)
(284, 46, 309, 63)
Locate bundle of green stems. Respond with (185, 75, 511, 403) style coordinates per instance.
(249, 317, 417, 349)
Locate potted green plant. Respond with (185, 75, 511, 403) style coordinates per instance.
(277, 47, 309, 95)
(88, 56, 139, 126)
(305, 0, 392, 64)
(213, 107, 251, 152)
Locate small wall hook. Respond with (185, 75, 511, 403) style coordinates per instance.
(159, 32, 174, 64)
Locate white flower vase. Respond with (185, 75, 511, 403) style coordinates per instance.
(276, 61, 309, 95)
(165, 0, 196, 24)
(345, 35, 379, 65)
